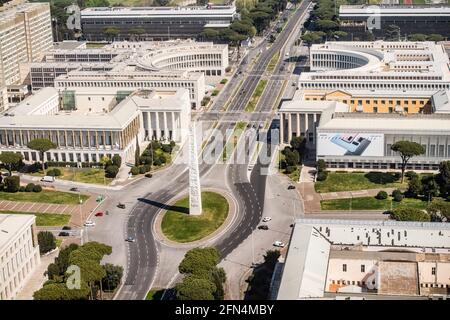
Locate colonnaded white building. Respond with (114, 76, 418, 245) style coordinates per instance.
(0, 214, 40, 300)
(30, 40, 229, 109)
(0, 87, 191, 165)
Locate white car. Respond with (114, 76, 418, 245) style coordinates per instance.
(273, 241, 285, 248)
(262, 217, 272, 222)
(84, 220, 95, 227)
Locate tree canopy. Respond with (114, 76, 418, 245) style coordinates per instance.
(391, 141, 425, 183)
(0, 152, 23, 175)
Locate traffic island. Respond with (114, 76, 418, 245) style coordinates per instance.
(160, 191, 230, 244)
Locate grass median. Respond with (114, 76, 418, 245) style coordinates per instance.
(161, 191, 229, 243)
(244, 80, 268, 113)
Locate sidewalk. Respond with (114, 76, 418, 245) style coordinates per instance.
(16, 249, 59, 300)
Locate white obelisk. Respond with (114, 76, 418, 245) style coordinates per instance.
(189, 122, 202, 215)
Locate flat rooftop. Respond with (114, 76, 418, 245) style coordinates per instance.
(340, 4, 450, 15)
(0, 214, 35, 254)
(81, 5, 236, 17)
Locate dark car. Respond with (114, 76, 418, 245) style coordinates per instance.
(59, 232, 70, 237)
(288, 185, 296, 190)
(258, 225, 269, 230)
(62, 226, 72, 230)
(145, 173, 153, 178)
(117, 203, 126, 209)
(70, 187, 79, 192)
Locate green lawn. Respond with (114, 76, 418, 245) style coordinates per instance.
(31, 167, 113, 185)
(0, 211, 71, 226)
(161, 192, 229, 243)
(315, 172, 406, 193)
(0, 190, 89, 205)
(320, 196, 430, 211)
(245, 80, 268, 112)
(145, 288, 165, 300)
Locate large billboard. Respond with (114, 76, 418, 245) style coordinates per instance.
(317, 133, 384, 157)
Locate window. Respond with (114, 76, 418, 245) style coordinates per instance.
(343, 264, 347, 272)
(365, 100, 370, 104)
(388, 107, 393, 113)
(432, 267, 436, 275)
(361, 265, 365, 272)
(373, 107, 378, 113)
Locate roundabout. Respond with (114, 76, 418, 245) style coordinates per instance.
(160, 191, 231, 243)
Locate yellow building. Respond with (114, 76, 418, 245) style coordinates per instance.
(302, 89, 433, 114)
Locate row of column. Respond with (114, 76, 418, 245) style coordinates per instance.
(143, 111, 180, 142)
(280, 112, 319, 145)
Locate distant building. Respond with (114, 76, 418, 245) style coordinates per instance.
(80, 5, 237, 41)
(0, 214, 40, 300)
(280, 41, 450, 169)
(273, 219, 450, 300)
(0, 87, 191, 165)
(30, 40, 229, 109)
(0, 0, 52, 109)
(339, 4, 450, 38)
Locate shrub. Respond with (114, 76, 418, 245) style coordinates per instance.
(112, 155, 122, 167)
(335, 171, 347, 174)
(0, 183, 4, 190)
(4, 176, 20, 193)
(19, 186, 26, 192)
(33, 185, 43, 193)
(153, 158, 162, 166)
(105, 165, 119, 178)
(130, 166, 140, 176)
(38, 231, 56, 254)
(47, 168, 62, 177)
(143, 164, 151, 173)
(162, 144, 172, 153)
(139, 166, 146, 174)
(211, 89, 219, 96)
(317, 159, 327, 172)
(376, 191, 388, 200)
(405, 171, 418, 180)
(392, 189, 404, 202)
(285, 166, 297, 174)
(390, 207, 430, 222)
(140, 156, 152, 165)
(220, 78, 228, 84)
(316, 171, 328, 181)
(25, 183, 35, 192)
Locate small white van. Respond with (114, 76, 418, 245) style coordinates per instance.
(41, 176, 55, 182)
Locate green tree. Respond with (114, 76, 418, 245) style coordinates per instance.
(390, 207, 430, 222)
(100, 155, 111, 168)
(129, 27, 145, 41)
(385, 24, 401, 41)
(0, 152, 23, 176)
(409, 33, 427, 41)
(85, 0, 109, 6)
(33, 282, 90, 300)
(284, 148, 300, 167)
(105, 165, 119, 178)
(103, 27, 120, 41)
(391, 141, 425, 183)
(112, 154, 122, 167)
(427, 34, 444, 42)
(51, 243, 79, 279)
(154, 0, 170, 5)
(4, 176, 20, 193)
(135, 137, 140, 166)
(178, 247, 220, 276)
(421, 175, 440, 201)
(436, 161, 450, 199)
(316, 19, 339, 32)
(290, 136, 305, 160)
(427, 199, 450, 221)
(102, 264, 123, 291)
(210, 267, 226, 300)
(27, 139, 57, 174)
(202, 28, 220, 40)
(38, 231, 56, 254)
(176, 275, 216, 300)
(407, 176, 422, 198)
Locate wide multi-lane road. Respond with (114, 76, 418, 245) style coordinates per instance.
(116, 1, 312, 300)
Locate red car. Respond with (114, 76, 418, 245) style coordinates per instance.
(95, 212, 103, 217)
